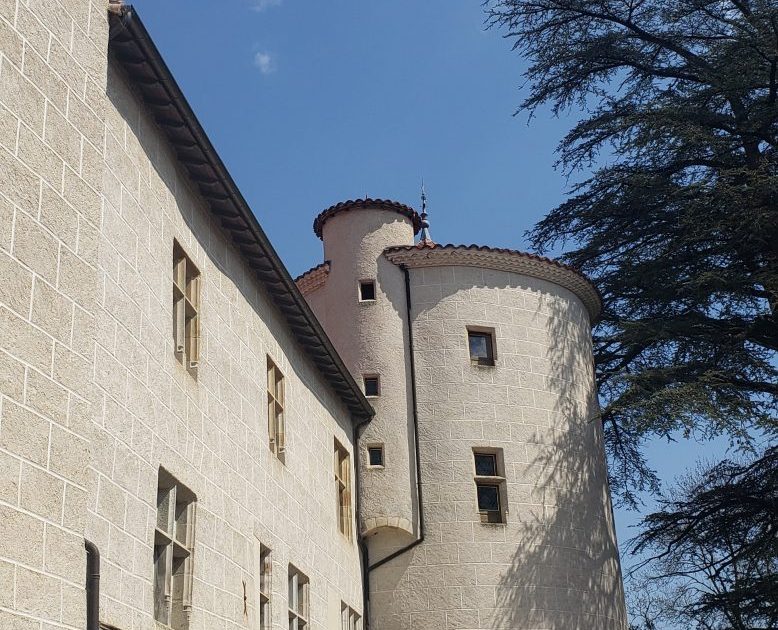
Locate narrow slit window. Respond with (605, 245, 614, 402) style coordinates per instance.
(335, 439, 352, 540)
(359, 280, 376, 302)
(341, 602, 362, 630)
(473, 449, 506, 524)
(267, 356, 285, 462)
(173, 241, 201, 372)
(367, 446, 384, 467)
(288, 566, 309, 630)
(363, 375, 380, 398)
(468, 328, 495, 366)
(153, 469, 196, 630)
(259, 545, 271, 630)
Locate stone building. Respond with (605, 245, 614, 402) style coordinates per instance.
(0, 2, 626, 630)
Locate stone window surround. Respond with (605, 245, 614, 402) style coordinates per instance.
(472, 447, 508, 524)
(267, 356, 286, 462)
(173, 240, 201, 375)
(467, 325, 497, 367)
(341, 602, 363, 630)
(288, 565, 310, 629)
(259, 544, 272, 630)
(335, 439, 353, 541)
(153, 468, 196, 629)
(366, 444, 385, 468)
(358, 279, 376, 302)
(362, 374, 380, 398)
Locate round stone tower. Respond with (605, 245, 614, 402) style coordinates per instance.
(296, 199, 627, 630)
(300, 199, 423, 555)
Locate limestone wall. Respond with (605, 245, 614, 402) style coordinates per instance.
(0, 3, 365, 629)
(0, 2, 109, 628)
(368, 264, 627, 630)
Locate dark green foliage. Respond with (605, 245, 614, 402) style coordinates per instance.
(486, 0, 778, 505)
(628, 448, 778, 629)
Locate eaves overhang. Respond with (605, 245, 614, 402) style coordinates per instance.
(107, 5, 373, 422)
(384, 242, 603, 322)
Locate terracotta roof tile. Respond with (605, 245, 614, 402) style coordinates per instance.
(313, 198, 422, 238)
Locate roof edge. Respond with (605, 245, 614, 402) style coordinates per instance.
(383, 243, 602, 321)
(313, 198, 422, 239)
(108, 6, 373, 421)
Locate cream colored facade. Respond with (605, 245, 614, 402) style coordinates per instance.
(299, 203, 628, 630)
(1, 3, 365, 630)
(0, 2, 625, 630)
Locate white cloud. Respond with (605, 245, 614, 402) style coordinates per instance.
(252, 0, 282, 12)
(253, 51, 275, 75)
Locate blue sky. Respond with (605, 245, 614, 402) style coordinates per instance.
(132, 0, 730, 589)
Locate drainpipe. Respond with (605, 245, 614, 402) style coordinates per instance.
(85, 539, 100, 630)
(366, 265, 425, 573)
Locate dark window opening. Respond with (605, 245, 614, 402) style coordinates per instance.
(368, 446, 384, 467)
(359, 280, 376, 302)
(468, 330, 495, 366)
(474, 453, 497, 477)
(363, 376, 380, 397)
(476, 484, 502, 523)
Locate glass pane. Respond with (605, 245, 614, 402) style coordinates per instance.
(364, 377, 379, 397)
(474, 453, 497, 476)
(477, 484, 500, 512)
(468, 333, 490, 360)
(156, 486, 173, 533)
(153, 544, 170, 624)
(368, 447, 383, 467)
(174, 500, 189, 546)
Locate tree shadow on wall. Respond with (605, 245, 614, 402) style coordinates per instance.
(494, 292, 627, 629)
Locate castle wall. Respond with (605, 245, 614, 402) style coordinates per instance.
(0, 4, 364, 629)
(85, 57, 364, 630)
(368, 264, 627, 630)
(0, 2, 109, 628)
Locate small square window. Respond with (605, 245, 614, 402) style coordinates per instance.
(367, 446, 384, 467)
(468, 329, 495, 366)
(359, 280, 376, 302)
(363, 375, 380, 397)
(474, 453, 497, 476)
(476, 485, 502, 523)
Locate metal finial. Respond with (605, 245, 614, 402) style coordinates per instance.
(419, 179, 433, 244)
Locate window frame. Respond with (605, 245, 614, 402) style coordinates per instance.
(259, 544, 272, 630)
(173, 241, 201, 373)
(358, 279, 376, 303)
(362, 375, 380, 398)
(367, 445, 384, 468)
(288, 565, 309, 630)
(472, 448, 507, 524)
(341, 602, 362, 630)
(467, 326, 496, 367)
(267, 356, 286, 463)
(153, 468, 196, 630)
(334, 439, 353, 541)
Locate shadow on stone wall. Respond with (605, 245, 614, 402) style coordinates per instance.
(493, 292, 626, 628)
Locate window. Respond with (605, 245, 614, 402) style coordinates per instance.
(468, 327, 495, 366)
(334, 439, 352, 540)
(288, 566, 309, 630)
(341, 602, 362, 630)
(363, 375, 380, 398)
(154, 469, 196, 630)
(173, 241, 201, 371)
(267, 356, 285, 461)
(259, 545, 272, 630)
(367, 445, 384, 468)
(473, 449, 506, 524)
(358, 280, 376, 302)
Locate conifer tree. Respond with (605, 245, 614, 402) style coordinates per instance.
(487, 0, 778, 503)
